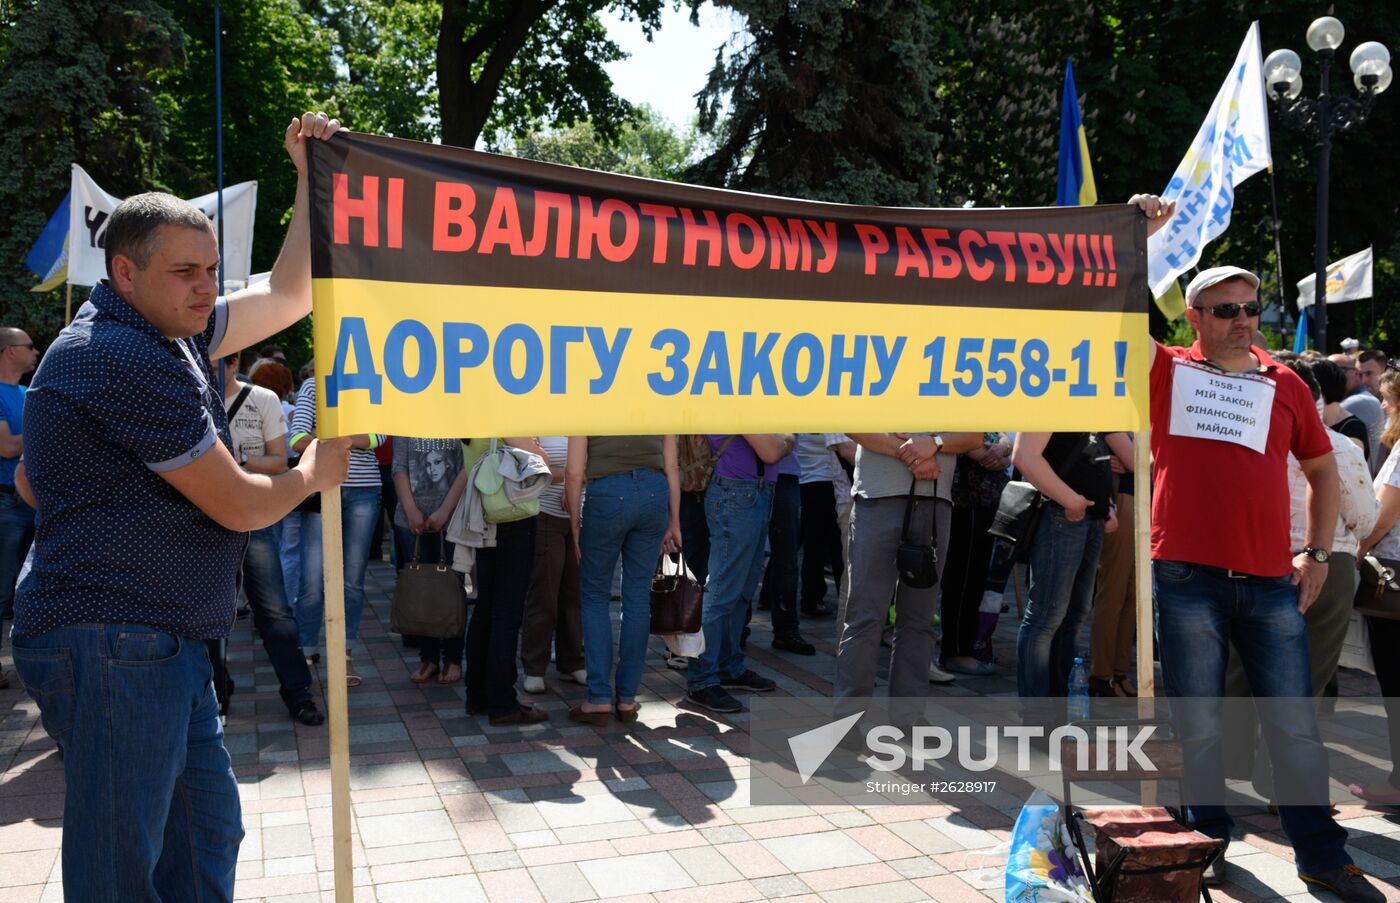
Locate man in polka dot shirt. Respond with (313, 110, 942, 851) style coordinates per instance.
(9, 112, 352, 902)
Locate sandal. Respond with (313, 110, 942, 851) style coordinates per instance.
(615, 703, 641, 724)
(346, 657, 362, 688)
(438, 662, 462, 685)
(410, 661, 439, 684)
(1349, 782, 1400, 806)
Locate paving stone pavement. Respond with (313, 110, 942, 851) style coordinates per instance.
(5, 559, 1400, 902)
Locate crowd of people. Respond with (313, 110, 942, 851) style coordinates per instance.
(0, 116, 1394, 902)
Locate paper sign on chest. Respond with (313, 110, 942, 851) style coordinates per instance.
(1168, 359, 1276, 454)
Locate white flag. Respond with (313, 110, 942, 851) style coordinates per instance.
(1147, 23, 1272, 298)
(1297, 247, 1374, 309)
(67, 164, 258, 288)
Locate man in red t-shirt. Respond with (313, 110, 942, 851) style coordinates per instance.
(1132, 191, 1377, 902)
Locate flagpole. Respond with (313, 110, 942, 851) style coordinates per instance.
(1267, 166, 1289, 326)
(214, 1, 226, 291)
(63, 282, 72, 325)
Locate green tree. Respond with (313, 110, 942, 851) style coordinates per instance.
(311, 0, 440, 142)
(686, 0, 950, 206)
(513, 104, 695, 179)
(436, 0, 665, 149)
(0, 0, 185, 342)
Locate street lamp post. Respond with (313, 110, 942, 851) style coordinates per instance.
(1264, 17, 1390, 353)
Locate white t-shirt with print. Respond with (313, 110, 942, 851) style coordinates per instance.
(224, 383, 287, 460)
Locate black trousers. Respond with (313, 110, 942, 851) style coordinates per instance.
(758, 475, 801, 635)
(679, 490, 711, 586)
(466, 518, 537, 717)
(799, 480, 844, 610)
(939, 503, 997, 661)
(1368, 615, 1400, 785)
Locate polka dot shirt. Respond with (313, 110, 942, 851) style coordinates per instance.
(12, 282, 249, 640)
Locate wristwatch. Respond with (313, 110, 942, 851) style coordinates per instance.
(1302, 546, 1330, 563)
(932, 434, 945, 453)
(239, 450, 249, 466)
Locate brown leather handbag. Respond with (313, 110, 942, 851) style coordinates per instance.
(390, 534, 467, 639)
(1356, 554, 1400, 620)
(650, 551, 704, 635)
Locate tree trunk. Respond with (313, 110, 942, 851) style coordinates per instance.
(436, 0, 557, 149)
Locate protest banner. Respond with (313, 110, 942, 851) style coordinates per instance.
(306, 132, 1150, 437)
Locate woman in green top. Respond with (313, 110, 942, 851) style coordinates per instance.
(565, 435, 681, 724)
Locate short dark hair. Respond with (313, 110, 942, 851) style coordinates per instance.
(1284, 360, 1321, 402)
(1360, 348, 1390, 366)
(239, 348, 260, 371)
(104, 192, 214, 281)
(1308, 359, 1348, 405)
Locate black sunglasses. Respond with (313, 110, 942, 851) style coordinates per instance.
(1193, 301, 1262, 319)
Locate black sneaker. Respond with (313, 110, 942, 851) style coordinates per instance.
(720, 669, 777, 692)
(801, 603, 835, 620)
(291, 700, 325, 726)
(1298, 864, 1385, 902)
(772, 633, 815, 655)
(687, 685, 743, 713)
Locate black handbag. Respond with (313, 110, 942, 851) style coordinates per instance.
(896, 477, 939, 589)
(987, 433, 1094, 562)
(1356, 554, 1400, 620)
(390, 533, 466, 639)
(988, 480, 1045, 562)
(650, 551, 705, 634)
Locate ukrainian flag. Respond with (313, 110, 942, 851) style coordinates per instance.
(1056, 61, 1097, 207)
(25, 191, 70, 292)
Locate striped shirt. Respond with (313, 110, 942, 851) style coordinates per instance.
(289, 380, 384, 487)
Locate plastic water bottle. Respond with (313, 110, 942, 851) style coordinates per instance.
(1067, 657, 1091, 722)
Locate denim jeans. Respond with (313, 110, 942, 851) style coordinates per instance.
(1016, 504, 1104, 698)
(295, 485, 381, 654)
(12, 623, 243, 900)
(757, 474, 801, 635)
(578, 469, 669, 704)
(0, 490, 35, 647)
(1154, 559, 1350, 874)
(690, 476, 774, 693)
(465, 518, 537, 716)
(393, 525, 466, 668)
(242, 525, 314, 711)
(279, 514, 302, 609)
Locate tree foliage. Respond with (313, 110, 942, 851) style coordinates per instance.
(687, 0, 948, 206)
(437, 0, 664, 149)
(513, 104, 695, 180)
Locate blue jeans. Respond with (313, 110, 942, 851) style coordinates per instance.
(1016, 504, 1103, 698)
(279, 514, 301, 609)
(578, 469, 669, 705)
(242, 525, 314, 710)
(689, 476, 774, 692)
(295, 485, 381, 653)
(0, 490, 35, 647)
(1154, 559, 1349, 874)
(11, 624, 243, 900)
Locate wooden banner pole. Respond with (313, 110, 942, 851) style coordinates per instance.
(320, 487, 353, 902)
(1133, 430, 1155, 806)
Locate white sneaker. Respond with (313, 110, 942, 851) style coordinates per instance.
(567, 669, 588, 685)
(928, 661, 957, 684)
(665, 654, 689, 671)
(523, 675, 546, 694)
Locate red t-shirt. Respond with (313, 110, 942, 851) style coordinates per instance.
(1150, 341, 1331, 576)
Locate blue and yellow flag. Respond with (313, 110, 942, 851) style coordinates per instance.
(25, 190, 70, 292)
(1056, 61, 1097, 207)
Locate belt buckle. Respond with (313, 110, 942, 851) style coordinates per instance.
(1225, 569, 1248, 580)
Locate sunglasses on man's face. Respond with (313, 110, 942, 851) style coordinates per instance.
(1193, 301, 1263, 319)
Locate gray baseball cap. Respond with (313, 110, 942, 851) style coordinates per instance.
(1185, 265, 1260, 307)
